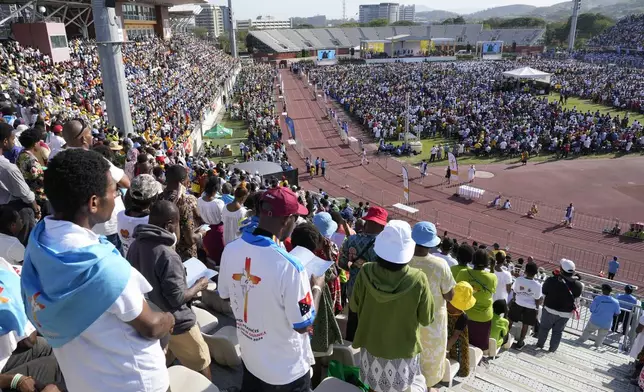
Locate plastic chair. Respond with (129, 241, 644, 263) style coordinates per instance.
(201, 325, 242, 367)
(468, 346, 484, 376)
(313, 377, 362, 392)
(486, 334, 514, 359)
(194, 306, 219, 333)
(168, 365, 220, 392)
(441, 358, 461, 387)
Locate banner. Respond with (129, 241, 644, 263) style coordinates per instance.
(419, 40, 433, 53)
(402, 167, 409, 202)
(285, 116, 296, 139)
(448, 152, 459, 180)
(367, 42, 385, 53)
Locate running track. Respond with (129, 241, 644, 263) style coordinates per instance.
(276, 69, 644, 287)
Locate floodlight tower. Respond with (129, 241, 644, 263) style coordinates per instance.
(228, 0, 238, 58)
(568, 0, 582, 52)
(342, 0, 346, 21)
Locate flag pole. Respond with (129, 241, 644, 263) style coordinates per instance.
(404, 92, 410, 145)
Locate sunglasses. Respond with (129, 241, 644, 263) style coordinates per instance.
(71, 118, 89, 139)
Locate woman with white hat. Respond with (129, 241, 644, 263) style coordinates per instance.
(350, 220, 434, 392)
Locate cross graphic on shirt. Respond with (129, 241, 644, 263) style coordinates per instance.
(232, 257, 262, 323)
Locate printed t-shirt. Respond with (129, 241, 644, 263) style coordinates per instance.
(116, 211, 149, 256)
(455, 269, 497, 322)
(218, 230, 315, 385)
(512, 277, 542, 310)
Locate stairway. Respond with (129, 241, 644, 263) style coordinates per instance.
(442, 331, 638, 392)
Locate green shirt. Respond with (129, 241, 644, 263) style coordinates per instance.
(490, 313, 509, 347)
(451, 265, 470, 280)
(350, 263, 434, 359)
(456, 269, 498, 322)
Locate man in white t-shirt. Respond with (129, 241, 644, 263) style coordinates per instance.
(493, 253, 513, 303)
(508, 261, 542, 350)
(61, 120, 131, 250)
(222, 186, 249, 245)
(219, 187, 324, 391)
(432, 238, 457, 267)
(21, 149, 174, 392)
(0, 206, 25, 265)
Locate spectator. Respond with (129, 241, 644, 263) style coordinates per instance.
(491, 300, 510, 349)
(607, 256, 619, 280)
(0, 257, 66, 391)
(21, 149, 175, 392)
(410, 221, 455, 388)
(222, 186, 249, 245)
(128, 200, 212, 380)
(612, 285, 638, 334)
(536, 258, 583, 353)
(350, 220, 433, 392)
(0, 123, 39, 244)
(0, 206, 25, 265)
(492, 252, 513, 303)
(16, 128, 48, 216)
(451, 243, 474, 279)
(340, 206, 387, 341)
(432, 237, 457, 267)
(160, 165, 203, 260)
(508, 261, 542, 350)
(117, 174, 162, 255)
(198, 176, 226, 265)
(456, 249, 497, 351)
(218, 187, 323, 391)
(577, 284, 621, 348)
(446, 281, 476, 377)
(312, 212, 343, 314)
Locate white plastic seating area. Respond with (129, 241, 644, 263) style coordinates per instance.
(458, 185, 485, 200)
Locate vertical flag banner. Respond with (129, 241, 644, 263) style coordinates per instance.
(402, 167, 409, 202)
(285, 116, 296, 139)
(448, 152, 459, 181)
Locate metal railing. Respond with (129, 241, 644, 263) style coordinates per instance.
(289, 77, 644, 294)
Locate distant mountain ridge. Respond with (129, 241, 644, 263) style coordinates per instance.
(415, 0, 644, 22)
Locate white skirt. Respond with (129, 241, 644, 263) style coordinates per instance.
(360, 348, 421, 392)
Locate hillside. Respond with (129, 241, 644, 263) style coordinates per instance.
(414, 0, 644, 22)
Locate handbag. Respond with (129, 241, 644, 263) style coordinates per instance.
(561, 277, 581, 320)
(327, 360, 369, 392)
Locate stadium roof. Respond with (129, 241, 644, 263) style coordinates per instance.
(249, 25, 545, 53)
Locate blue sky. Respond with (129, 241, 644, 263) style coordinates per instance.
(218, 0, 567, 20)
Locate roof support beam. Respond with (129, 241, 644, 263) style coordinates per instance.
(0, 0, 35, 27)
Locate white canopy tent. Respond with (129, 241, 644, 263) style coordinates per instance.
(502, 66, 552, 84)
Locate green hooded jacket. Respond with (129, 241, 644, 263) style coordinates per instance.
(350, 262, 434, 359)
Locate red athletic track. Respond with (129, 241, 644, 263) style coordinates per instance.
(276, 69, 644, 288)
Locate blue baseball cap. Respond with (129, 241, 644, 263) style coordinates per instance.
(411, 222, 441, 248)
(313, 212, 338, 239)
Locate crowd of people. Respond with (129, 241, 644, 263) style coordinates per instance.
(588, 14, 644, 50)
(0, 35, 239, 151)
(310, 60, 644, 158)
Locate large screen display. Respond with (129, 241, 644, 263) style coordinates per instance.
(318, 50, 336, 60)
(482, 42, 503, 54)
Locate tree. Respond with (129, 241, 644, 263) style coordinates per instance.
(441, 16, 465, 25)
(218, 35, 230, 53)
(193, 27, 208, 39)
(367, 18, 389, 27)
(339, 22, 361, 28)
(483, 17, 546, 29)
(544, 13, 614, 46)
(245, 33, 255, 53)
(294, 24, 315, 29)
(391, 20, 418, 26)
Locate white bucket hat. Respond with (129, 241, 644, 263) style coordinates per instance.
(374, 220, 415, 265)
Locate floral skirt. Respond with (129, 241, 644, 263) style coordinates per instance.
(359, 349, 420, 392)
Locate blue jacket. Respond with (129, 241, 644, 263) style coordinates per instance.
(21, 221, 131, 348)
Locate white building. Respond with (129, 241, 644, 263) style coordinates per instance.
(359, 3, 399, 24)
(194, 4, 230, 37)
(399, 4, 415, 22)
(236, 16, 292, 31)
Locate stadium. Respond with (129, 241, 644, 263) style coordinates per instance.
(247, 24, 546, 61)
(1, 1, 644, 391)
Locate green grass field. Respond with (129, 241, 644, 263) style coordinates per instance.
(203, 116, 247, 164)
(391, 96, 644, 166)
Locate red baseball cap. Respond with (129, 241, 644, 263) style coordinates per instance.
(260, 187, 308, 217)
(363, 206, 388, 226)
(52, 124, 63, 133)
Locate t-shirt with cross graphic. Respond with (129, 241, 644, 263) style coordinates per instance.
(219, 230, 315, 386)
